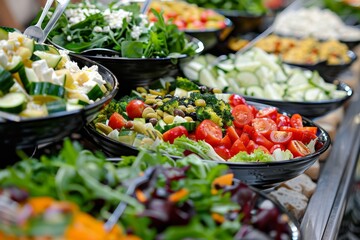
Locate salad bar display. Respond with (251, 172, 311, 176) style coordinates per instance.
(1, 0, 360, 239)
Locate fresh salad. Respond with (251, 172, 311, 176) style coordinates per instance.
(92, 77, 322, 162)
(0, 140, 294, 239)
(182, 48, 348, 101)
(0, 30, 110, 117)
(45, 1, 197, 58)
(148, 1, 227, 31)
(185, 0, 267, 15)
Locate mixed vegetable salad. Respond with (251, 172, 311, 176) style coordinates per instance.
(45, 1, 197, 58)
(0, 30, 110, 117)
(182, 48, 348, 101)
(92, 77, 322, 162)
(0, 140, 294, 239)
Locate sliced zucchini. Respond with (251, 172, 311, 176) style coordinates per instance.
(0, 92, 27, 113)
(0, 67, 14, 94)
(46, 99, 66, 114)
(33, 51, 62, 68)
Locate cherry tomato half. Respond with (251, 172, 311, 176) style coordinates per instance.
(252, 118, 277, 138)
(230, 139, 247, 157)
(196, 120, 223, 146)
(290, 114, 303, 128)
(276, 113, 291, 128)
(256, 107, 278, 121)
(126, 99, 145, 119)
(269, 131, 293, 145)
(287, 140, 311, 157)
(108, 112, 127, 130)
(163, 126, 189, 144)
(229, 94, 246, 107)
(232, 104, 254, 128)
(253, 132, 274, 150)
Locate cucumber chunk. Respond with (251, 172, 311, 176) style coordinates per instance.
(87, 84, 105, 100)
(46, 99, 66, 114)
(236, 72, 259, 87)
(6, 55, 23, 73)
(29, 82, 65, 98)
(0, 67, 15, 94)
(0, 92, 27, 113)
(34, 51, 62, 68)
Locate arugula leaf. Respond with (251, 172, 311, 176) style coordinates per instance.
(121, 41, 144, 58)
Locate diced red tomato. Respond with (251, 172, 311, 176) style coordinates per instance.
(232, 105, 254, 128)
(230, 139, 247, 156)
(163, 126, 189, 144)
(195, 120, 223, 146)
(226, 126, 240, 143)
(301, 131, 318, 144)
(256, 107, 278, 121)
(252, 118, 277, 138)
(239, 132, 250, 146)
(246, 140, 258, 154)
(214, 146, 231, 160)
(290, 114, 303, 128)
(253, 132, 274, 150)
(270, 144, 286, 154)
(276, 113, 291, 128)
(269, 131, 293, 145)
(108, 112, 127, 130)
(126, 99, 145, 119)
(243, 125, 255, 138)
(220, 135, 232, 149)
(229, 94, 246, 107)
(287, 140, 311, 157)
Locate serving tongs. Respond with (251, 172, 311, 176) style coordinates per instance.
(103, 167, 158, 232)
(23, 0, 70, 43)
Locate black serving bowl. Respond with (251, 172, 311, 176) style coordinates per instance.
(50, 37, 204, 97)
(184, 18, 233, 51)
(243, 82, 353, 119)
(215, 9, 266, 35)
(0, 54, 118, 153)
(285, 50, 358, 82)
(84, 101, 330, 188)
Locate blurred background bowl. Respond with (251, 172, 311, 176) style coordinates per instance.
(0, 54, 118, 153)
(285, 50, 358, 82)
(243, 82, 353, 119)
(184, 18, 233, 51)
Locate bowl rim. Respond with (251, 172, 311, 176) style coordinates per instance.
(0, 54, 119, 124)
(214, 8, 267, 18)
(242, 82, 353, 106)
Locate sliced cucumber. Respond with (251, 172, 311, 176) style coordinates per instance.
(330, 90, 347, 99)
(68, 98, 89, 106)
(304, 88, 322, 101)
(6, 55, 23, 73)
(161, 121, 196, 133)
(236, 72, 259, 87)
(235, 61, 261, 72)
(0, 92, 27, 113)
(19, 67, 39, 91)
(199, 68, 218, 89)
(118, 130, 137, 145)
(0, 67, 14, 94)
(46, 99, 66, 114)
(87, 84, 105, 100)
(29, 82, 65, 98)
(217, 59, 235, 72)
(246, 86, 264, 98)
(34, 51, 62, 68)
(287, 71, 308, 86)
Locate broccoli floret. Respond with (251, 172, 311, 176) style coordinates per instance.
(159, 97, 179, 114)
(190, 92, 233, 127)
(175, 77, 199, 91)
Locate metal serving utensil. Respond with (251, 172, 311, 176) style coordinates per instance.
(103, 167, 157, 232)
(23, 0, 55, 42)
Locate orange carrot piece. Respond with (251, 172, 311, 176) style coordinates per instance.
(211, 212, 225, 224)
(212, 173, 234, 187)
(135, 189, 147, 203)
(169, 188, 189, 203)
